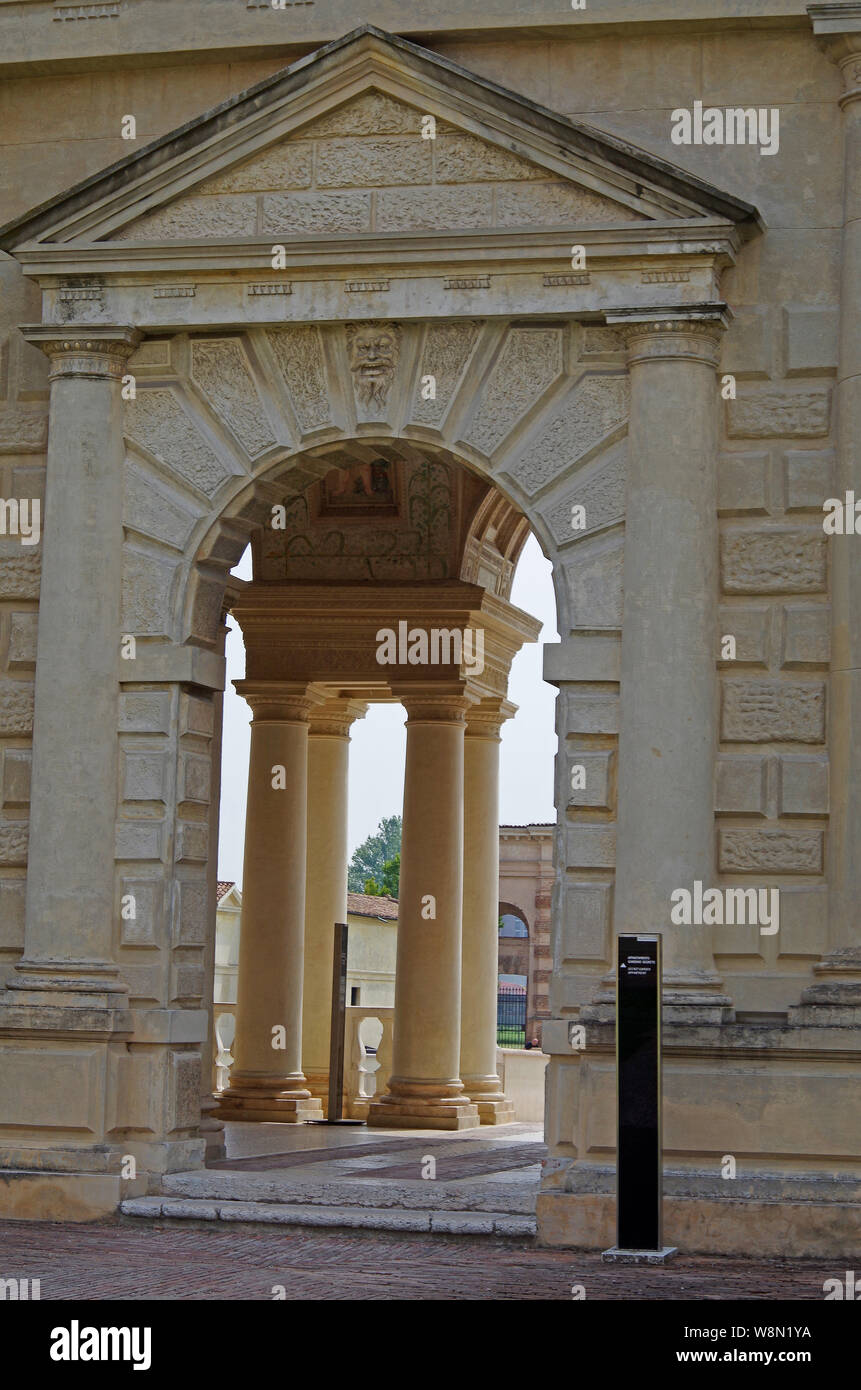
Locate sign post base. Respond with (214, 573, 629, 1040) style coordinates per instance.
(601, 1246, 679, 1265)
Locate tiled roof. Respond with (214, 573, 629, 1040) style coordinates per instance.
(347, 891, 399, 921)
(216, 881, 236, 902)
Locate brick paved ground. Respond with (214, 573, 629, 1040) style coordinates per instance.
(0, 1218, 842, 1300)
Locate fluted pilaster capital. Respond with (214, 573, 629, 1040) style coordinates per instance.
(609, 312, 727, 367)
(308, 698, 369, 738)
(234, 680, 326, 724)
(21, 324, 141, 380)
(465, 697, 518, 741)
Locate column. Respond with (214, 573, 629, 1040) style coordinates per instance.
(461, 699, 516, 1124)
(368, 691, 480, 1129)
(217, 682, 323, 1122)
(302, 698, 367, 1112)
(10, 327, 140, 1000)
(610, 315, 732, 1020)
(200, 619, 228, 1158)
(803, 8, 861, 1011)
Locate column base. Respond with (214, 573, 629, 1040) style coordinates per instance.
(367, 1093, 480, 1131)
(474, 1098, 516, 1125)
(304, 1067, 346, 1119)
(215, 1074, 323, 1124)
(461, 1076, 516, 1124)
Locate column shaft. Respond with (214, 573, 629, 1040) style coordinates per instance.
(302, 700, 366, 1112)
(14, 328, 139, 997)
(369, 693, 479, 1130)
(461, 702, 516, 1123)
(612, 318, 732, 1018)
(217, 684, 322, 1123)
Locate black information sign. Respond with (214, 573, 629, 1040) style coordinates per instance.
(327, 921, 349, 1122)
(616, 934, 662, 1251)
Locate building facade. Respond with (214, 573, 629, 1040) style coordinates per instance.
(0, 2, 858, 1254)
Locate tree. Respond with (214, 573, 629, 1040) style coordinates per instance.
(348, 815, 402, 894)
(364, 852, 400, 900)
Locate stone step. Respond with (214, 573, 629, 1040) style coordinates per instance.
(160, 1169, 538, 1214)
(121, 1195, 536, 1237)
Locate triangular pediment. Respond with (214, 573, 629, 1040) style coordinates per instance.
(0, 26, 758, 251)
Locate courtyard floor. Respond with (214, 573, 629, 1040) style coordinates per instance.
(0, 1217, 841, 1300)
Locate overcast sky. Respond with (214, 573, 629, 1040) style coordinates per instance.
(217, 533, 559, 886)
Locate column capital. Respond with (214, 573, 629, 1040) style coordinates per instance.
(397, 686, 477, 725)
(465, 697, 518, 740)
(809, 6, 861, 100)
(234, 680, 326, 723)
(308, 698, 369, 738)
(20, 324, 142, 380)
(608, 312, 728, 368)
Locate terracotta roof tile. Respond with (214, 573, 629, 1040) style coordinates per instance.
(347, 891, 399, 921)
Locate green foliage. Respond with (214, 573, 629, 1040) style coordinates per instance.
(348, 815, 402, 894)
(363, 852, 400, 900)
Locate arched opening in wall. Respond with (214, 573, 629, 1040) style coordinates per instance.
(204, 435, 557, 1187)
(497, 906, 530, 1048)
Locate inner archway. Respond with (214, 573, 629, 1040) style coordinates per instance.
(207, 436, 551, 1132)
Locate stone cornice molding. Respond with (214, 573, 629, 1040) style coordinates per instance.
(10, 222, 745, 277)
(21, 323, 141, 379)
(308, 698, 369, 738)
(233, 679, 327, 723)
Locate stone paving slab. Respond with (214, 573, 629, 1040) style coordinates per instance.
(0, 1219, 841, 1300)
(161, 1170, 538, 1213)
(122, 1196, 536, 1236)
(342, 1140, 545, 1181)
(121, 1195, 537, 1237)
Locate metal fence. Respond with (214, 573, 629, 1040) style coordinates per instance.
(497, 984, 527, 1047)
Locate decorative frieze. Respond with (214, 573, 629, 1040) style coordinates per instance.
(247, 283, 292, 296)
(124, 388, 233, 497)
(53, 3, 120, 19)
(266, 325, 330, 431)
(190, 338, 275, 457)
(640, 270, 690, 283)
(345, 280, 390, 293)
(508, 373, 628, 495)
(58, 286, 103, 302)
(467, 325, 563, 455)
(543, 273, 590, 287)
(153, 286, 196, 299)
(444, 276, 490, 291)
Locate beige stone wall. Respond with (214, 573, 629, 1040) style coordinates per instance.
(0, 16, 841, 1011)
(0, 12, 855, 1237)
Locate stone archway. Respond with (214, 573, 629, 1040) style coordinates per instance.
(12, 27, 850, 1256)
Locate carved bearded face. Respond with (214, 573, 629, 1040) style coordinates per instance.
(347, 323, 400, 409)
